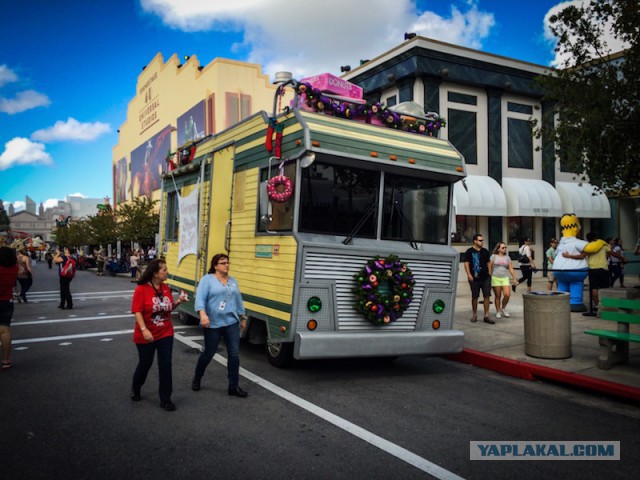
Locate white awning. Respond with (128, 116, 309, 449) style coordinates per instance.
(453, 175, 507, 216)
(502, 177, 563, 217)
(555, 181, 611, 218)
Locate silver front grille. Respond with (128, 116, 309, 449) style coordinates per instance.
(302, 251, 453, 331)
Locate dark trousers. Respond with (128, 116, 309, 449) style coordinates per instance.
(194, 322, 241, 387)
(609, 264, 624, 287)
(518, 265, 533, 287)
(18, 277, 33, 301)
(132, 336, 174, 401)
(59, 277, 73, 307)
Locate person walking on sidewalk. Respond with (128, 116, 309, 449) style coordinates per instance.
(546, 238, 558, 291)
(0, 246, 19, 369)
(96, 246, 106, 276)
(16, 249, 33, 303)
(609, 237, 626, 287)
(130, 259, 188, 411)
(53, 247, 75, 310)
(516, 238, 536, 292)
(489, 242, 518, 320)
(191, 253, 249, 397)
(464, 234, 492, 324)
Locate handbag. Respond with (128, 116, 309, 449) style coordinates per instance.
(518, 246, 530, 264)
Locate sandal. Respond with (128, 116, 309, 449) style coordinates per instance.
(2, 361, 14, 369)
(483, 317, 495, 324)
(470, 316, 478, 323)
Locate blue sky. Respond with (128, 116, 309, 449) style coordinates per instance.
(0, 0, 573, 212)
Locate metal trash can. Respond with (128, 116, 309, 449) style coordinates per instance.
(523, 291, 572, 359)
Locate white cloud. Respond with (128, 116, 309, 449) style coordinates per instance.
(141, 0, 497, 78)
(0, 137, 53, 171)
(67, 193, 87, 198)
(0, 89, 51, 114)
(31, 117, 112, 142)
(43, 198, 60, 210)
(544, 1, 631, 68)
(12, 201, 25, 212)
(0, 64, 18, 87)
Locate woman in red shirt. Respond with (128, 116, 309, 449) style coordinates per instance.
(0, 246, 19, 369)
(130, 259, 187, 411)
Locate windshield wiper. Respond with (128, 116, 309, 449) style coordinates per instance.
(388, 186, 419, 250)
(342, 197, 378, 245)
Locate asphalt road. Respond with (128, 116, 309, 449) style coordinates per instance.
(1, 261, 639, 479)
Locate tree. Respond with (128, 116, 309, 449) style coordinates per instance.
(536, 0, 639, 193)
(86, 210, 119, 248)
(116, 197, 159, 247)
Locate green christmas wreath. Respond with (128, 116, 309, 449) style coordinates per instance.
(353, 255, 415, 325)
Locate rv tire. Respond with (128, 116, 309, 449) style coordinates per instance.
(266, 341, 293, 368)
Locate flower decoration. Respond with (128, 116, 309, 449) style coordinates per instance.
(296, 83, 446, 136)
(353, 255, 415, 325)
(267, 175, 294, 203)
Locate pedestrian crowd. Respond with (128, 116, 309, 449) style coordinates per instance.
(464, 232, 638, 323)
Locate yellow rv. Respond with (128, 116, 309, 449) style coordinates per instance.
(160, 78, 466, 366)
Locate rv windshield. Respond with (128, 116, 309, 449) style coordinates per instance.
(381, 174, 450, 245)
(299, 162, 379, 237)
(299, 161, 450, 244)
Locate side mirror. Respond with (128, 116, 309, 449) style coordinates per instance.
(259, 180, 273, 229)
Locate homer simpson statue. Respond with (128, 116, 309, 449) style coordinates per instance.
(552, 213, 606, 312)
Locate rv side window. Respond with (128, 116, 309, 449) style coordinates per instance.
(299, 162, 379, 238)
(165, 191, 180, 241)
(381, 174, 450, 245)
(258, 163, 295, 232)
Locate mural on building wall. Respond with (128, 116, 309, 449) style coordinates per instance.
(177, 101, 205, 146)
(114, 157, 128, 204)
(130, 125, 172, 199)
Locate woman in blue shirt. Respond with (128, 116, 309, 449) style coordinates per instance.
(192, 253, 248, 397)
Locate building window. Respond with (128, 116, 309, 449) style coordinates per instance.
(507, 217, 534, 245)
(448, 109, 477, 164)
(385, 94, 397, 107)
(443, 89, 483, 166)
(206, 94, 215, 135)
(165, 191, 179, 241)
(452, 215, 478, 243)
(507, 118, 534, 169)
(225, 93, 252, 128)
(504, 99, 540, 171)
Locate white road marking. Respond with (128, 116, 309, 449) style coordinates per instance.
(173, 333, 464, 480)
(13, 325, 464, 479)
(12, 326, 192, 344)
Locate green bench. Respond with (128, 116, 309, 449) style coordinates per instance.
(585, 298, 640, 370)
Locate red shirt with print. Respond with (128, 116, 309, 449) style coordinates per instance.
(131, 283, 174, 344)
(0, 265, 19, 301)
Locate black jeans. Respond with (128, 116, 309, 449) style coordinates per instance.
(18, 276, 33, 301)
(518, 265, 533, 288)
(59, 277, 73, 307)
(132, 336, 174, 401)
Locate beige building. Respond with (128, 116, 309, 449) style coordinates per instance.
(113, 53, 284, 207)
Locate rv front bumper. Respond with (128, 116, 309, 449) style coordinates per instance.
(293, 330, 464, 360)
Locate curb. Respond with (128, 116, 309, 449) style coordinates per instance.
(444, 348, 640, 404)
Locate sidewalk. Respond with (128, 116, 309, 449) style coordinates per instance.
(447, 274, 640, 403)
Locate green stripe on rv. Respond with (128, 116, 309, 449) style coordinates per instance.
(242, 293, 292, 314)
(298, 111, 463, 172)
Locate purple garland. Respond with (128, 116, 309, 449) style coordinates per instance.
(296, 83, 445, 135)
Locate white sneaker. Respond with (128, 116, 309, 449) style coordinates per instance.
(502, 310, 510, 318)
(496, 311, 502, 319)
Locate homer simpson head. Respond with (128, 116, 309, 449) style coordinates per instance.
(560, 213, 581, 238)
